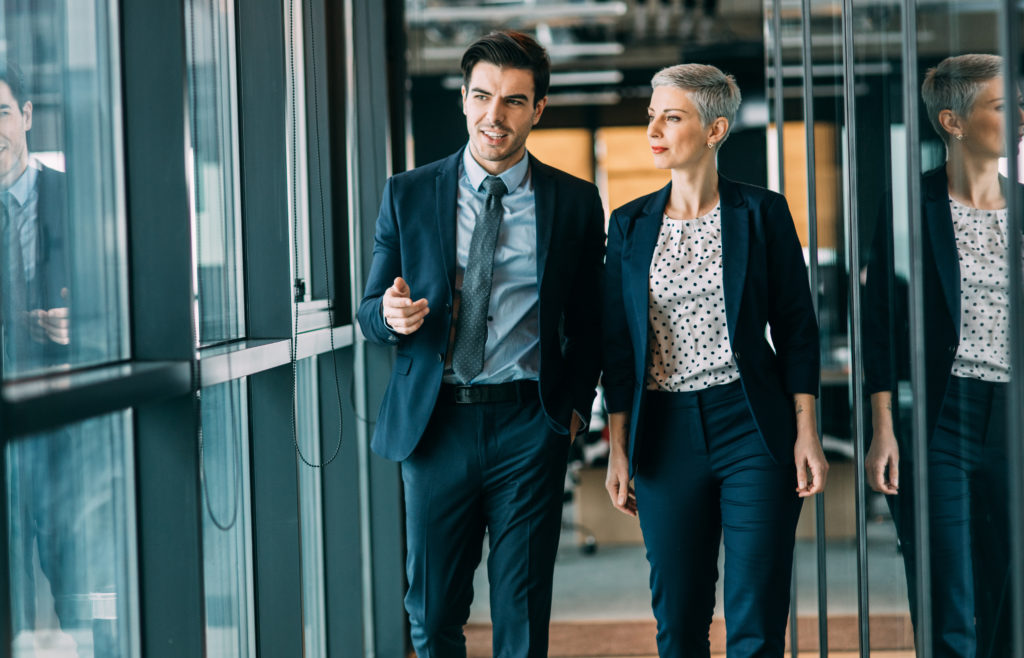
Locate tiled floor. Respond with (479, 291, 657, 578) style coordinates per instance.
(466, 497, 916, 656)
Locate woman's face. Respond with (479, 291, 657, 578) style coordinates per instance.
(647, 85, 716, 170)
(955, 76, 1024, 159)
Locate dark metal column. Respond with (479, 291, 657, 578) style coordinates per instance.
(122, 0, 207, 654)
(997, 2, 1024, 656)
(840, 0, 870, 654)
(898, 2, 931, 656)
(798, 0, 830, 654)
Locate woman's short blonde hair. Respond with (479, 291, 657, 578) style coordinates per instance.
(922, 54, 1003, 144)
(651, 63, 742, 148)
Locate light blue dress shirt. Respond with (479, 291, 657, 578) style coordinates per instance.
(443, 147, 540, 385)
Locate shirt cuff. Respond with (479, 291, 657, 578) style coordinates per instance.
(379, 301, 401, 343)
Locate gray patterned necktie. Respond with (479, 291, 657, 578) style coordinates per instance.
(452, 175, 508, 383)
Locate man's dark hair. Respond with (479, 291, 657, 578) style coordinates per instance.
(460, 31, 550, 105)
(0, 61, 28, 109)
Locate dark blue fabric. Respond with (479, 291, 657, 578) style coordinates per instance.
(634, 381, 802, 658)
(2, 166, 70, 373)
(602, 175, 820, 475)
(863, 167, 968, 441)
(356, 149, 606, 462)
(888, 377, 1011, 658)
(401, 397, 568, 658)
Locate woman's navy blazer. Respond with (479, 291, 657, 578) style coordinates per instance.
(863, 166, 1022, 442)
(603, 175, 820, 476)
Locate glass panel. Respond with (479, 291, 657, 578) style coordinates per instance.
(201, 379, 255, 657)
(285, 0, 312, 303)
(185, 0, 244, 344)
(6, 411, 138, 658)
(0, 0, 129, 379)
(296, 357, 326, 657)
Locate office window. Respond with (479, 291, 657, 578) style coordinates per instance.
(0, 0, 129, 379)
(5, 412, 138, 658)
(200, 379, 255, 657)
(185, 0, 244, 344)
(296, 357, 326, 657)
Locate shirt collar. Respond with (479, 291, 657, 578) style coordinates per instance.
(6, 159, 40, 207)
(462, 146, 529, 194)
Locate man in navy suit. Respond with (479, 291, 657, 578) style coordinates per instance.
(0, 61, 70, 376)
(357, 31, 605, 658)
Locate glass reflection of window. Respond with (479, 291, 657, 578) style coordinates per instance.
(200, 379, 255, 658)
(296, 358, 326, 657)
(185, 0, 244, 344)
(5, 412, 139, 658)
(0, 0, 129, 379)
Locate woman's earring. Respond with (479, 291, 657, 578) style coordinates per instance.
(955, 133, 965, 142)
(707, 142, 715, 149)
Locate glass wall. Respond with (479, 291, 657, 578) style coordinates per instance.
(6, 412, 137, 658)
(769, 0, 1024, 655)
(2, 0, 405, 656)
(185, 0, 244, 344)
(0, 0, 129, 379)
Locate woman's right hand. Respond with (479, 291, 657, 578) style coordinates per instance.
(866, 392, 900, 494)
(605, 411, 637, 516)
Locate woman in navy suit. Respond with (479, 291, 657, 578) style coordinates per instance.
(864, 54, 1021, 657)
(602, 63, 828, 657)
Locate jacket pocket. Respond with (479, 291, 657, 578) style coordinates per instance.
(394, 353, 412, 375)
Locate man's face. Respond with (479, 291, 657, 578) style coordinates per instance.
(0, 81, 31, 190)
(462, 62, 546, 175)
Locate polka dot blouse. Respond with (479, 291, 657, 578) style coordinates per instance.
(948, 196, 1010, 383)
(646, 205, 740, 392)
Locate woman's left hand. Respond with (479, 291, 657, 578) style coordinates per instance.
(794, 431, 828, 497)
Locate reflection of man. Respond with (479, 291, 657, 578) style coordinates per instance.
(1, 61, 70, 376)
(357, 31, 604, 657)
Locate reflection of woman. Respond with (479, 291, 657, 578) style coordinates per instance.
(865, 54, 1020, 657)
(603, 64, 828, 656)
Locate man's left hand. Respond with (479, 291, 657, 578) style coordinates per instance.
(569, 411, 582, 443)
(29, 307, 70, 345)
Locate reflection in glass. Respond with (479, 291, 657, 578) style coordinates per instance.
(6, 412, 138, 658)
(296, 358, 326, 657)
(201, 379, 255, 657)
(864, 53, 1017, 657)
(0, 2, 129, 379)
(185, 0, 244, 344)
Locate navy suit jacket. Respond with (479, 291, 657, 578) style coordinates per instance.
(603, 175, 820, 475)
(863, 166, 1020, 442)
(4, 165, 70, 372)
(357, 149, 606, 462)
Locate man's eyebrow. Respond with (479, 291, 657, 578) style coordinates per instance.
(469, 87, 493, 96)
(0, 103, 12, 110)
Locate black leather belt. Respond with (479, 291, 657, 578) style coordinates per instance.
(439, 380, 538, 405)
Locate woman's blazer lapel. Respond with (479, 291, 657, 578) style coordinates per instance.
(922, 167, 961, 334)
(717, 176, 749, 344)
(625, 184, 671, 350)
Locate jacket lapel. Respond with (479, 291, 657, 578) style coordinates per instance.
(435, 150, 462, 295)
(922, 168, 961, 333)
(531, 155, 556, 286)
(628, 184, 671, 339)
(718, 176, 749, 342)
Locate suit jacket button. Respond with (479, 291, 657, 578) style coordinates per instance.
(437, 353, 444, 363)
(734, 352, 742, 361)
(948, 344, 957, 354)
(445, 303, 452, 312)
